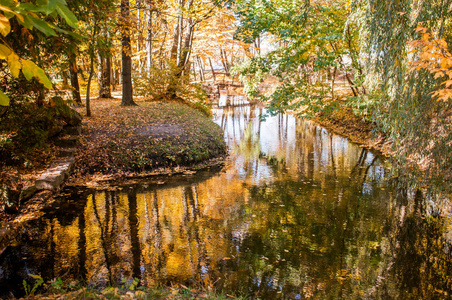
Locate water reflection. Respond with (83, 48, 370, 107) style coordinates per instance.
(1, 96, 452, 299)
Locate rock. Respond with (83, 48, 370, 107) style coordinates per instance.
(58, 147, 76, 158)
(19, 185, 37, 201)
(35, 157, 75, 191)
(63, 125, 82, 135)
(0, 181, 21, 212)
(63, 109, 82, 126)
(51, 96, 83, 126)
(55, 136, 78, 148)
(48, 119, 65, 137)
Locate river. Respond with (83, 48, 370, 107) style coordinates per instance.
(1, 95, 452, 299)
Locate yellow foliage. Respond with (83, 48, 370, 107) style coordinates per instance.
(0, 13, 10, 36)
(0, 43, 11, 58)
(410, 26, 452, 102)
(6, 52, 20, 78)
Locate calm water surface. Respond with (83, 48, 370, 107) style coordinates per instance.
(1, 95, 452, 299)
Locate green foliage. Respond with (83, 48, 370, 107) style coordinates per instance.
(0, 0, 79, 106)
(233, 0, 452, 191)
(20, 275, 248, 300)
(233, 0, 364, 116)
(352, 0, 452, 191)
(0, 97, 78, 166)
(0, 103, 52, 165)
(0, 90, 9, 106)
(23, 274, 44, 296)
(50, 277, 66, 292)
(121, 277, 140, 291)
(232, 58, 265, 100)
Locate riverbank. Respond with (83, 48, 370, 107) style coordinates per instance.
(68, 98, 226, 184)
(1, 95, 405, 300)
(313, 105, 390, 155)
(14, 284, 245, 299)
(1, 94, 398, 300)
(0, 98, 226, 239)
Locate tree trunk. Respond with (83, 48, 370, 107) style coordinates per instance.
(136, 0, 142, 57)
(86, 24, 98, 117)
(331, 66, 337, 99)
(197, 56, 205, 81)
(105, 56, 112, 96)
(345, 72, 358, 97)
(209, 58, 215, 82)
(158, 21, 168, 67)
(121, 0, 137, 106)
(69, 54, 82, 104)
(220, 49, 229, 73)
(192, 62, 197, 81)
(86, 49, 95, 117)
(170, 22, 180, 63)
(178, 22, 195, 71)
(146, 9, 153, 70)
(98, 54, 112, 98)
(62, 70, 69, 88)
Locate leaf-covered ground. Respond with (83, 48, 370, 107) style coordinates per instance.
(70, 98, 227, 183)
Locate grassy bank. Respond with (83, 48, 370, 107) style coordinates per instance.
(70, 98, 226, 182)
(313, 105, 389, 155)
(0, 97, 226, 222)
(17, 283, 246, 300)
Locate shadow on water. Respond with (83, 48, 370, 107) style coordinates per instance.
(1, 94, 452, 299)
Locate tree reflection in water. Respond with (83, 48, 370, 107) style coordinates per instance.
(1, 98, 452, 299)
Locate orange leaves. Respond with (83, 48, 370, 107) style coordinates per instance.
(409, 26, 452, 102)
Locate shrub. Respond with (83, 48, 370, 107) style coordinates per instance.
(133, 62, 212, 116)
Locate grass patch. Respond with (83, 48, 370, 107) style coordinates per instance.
(19, 276, 247, 300)
(72, 98, 227, 177)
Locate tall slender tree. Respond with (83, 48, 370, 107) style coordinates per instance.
(121, 0, 137, 106)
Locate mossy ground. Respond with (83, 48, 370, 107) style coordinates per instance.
(70, 98, 227, 182)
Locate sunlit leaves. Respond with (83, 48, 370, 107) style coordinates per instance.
(354, 0, 452, 191)
(410, 26, 452, 102)
(0, 13, 10, 35)
(55, 1, 78, 29)
(0, 43, 11, 58)
(22, 60, 53, 89)
(0, 90, 10, 106)
(0, 44, 50, 84)
(234, 0, 359, 114)
(27, 15, 57, 36)
(6, 52, 20, 78)
(0, 0, 78, 106)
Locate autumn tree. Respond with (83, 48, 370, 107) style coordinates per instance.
(164, 0, 218, 96)
(0, 0, 78, 106)
(232, 0, 364, 117)
(120, 0, 136, 106)
(352, 0, 452, 189)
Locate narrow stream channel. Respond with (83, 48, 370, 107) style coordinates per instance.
(1, 95, 452, 299)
